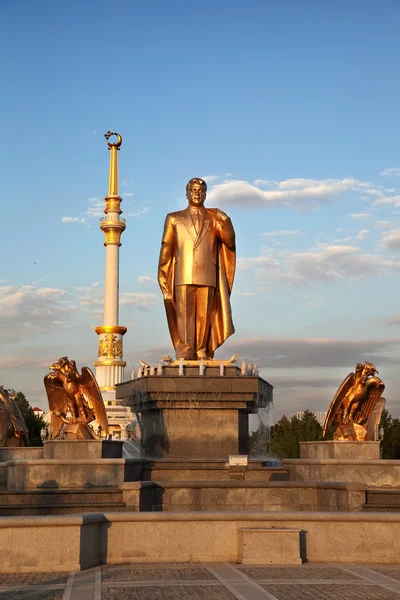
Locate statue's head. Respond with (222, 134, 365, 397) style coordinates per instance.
(363, 362, 378, 377)
(186, 178, 207, 208)
(50, 357, 69, 372)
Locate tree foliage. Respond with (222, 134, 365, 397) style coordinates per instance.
(13, 391, 46, 446)
(250, 406, 400, 460)
(379, 408, 400, 459)
(249, 409, 323, 459)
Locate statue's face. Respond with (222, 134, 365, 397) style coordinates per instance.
(364, 363, 378, 377)
(187, 183, 206, 207)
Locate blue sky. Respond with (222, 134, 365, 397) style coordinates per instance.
(1, 0, 400, 419)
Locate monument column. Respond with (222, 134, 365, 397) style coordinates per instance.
(94, 132, 129, 435)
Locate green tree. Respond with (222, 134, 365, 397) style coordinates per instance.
(268, 410, 323, 459)
(13, 391, 46, 446)
(379, 408, 400, 459)
(299, 409, 324, 442)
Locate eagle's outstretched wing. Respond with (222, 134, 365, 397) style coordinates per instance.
(44, 375, 68, 439)
(323, 372, 354, 437)
(353, 377, 385, 441)
(79, 367, 109, 434)
(365, 396, 386, 441)
(0, 387, 29, 442)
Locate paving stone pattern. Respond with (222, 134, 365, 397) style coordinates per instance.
(0, 592, 63, 600)
(373, 568, 400, 582)
(102, 565, 216, 582)
(0, 573, 68, 586)
(102, 585, 236, 599)
(261, 584, 400, 600)
(2, 563, 400, 599)
(239, 565, 362, 580)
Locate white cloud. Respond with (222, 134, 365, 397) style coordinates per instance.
(0, 357, 52, 370)
(356, 230, 369, 241)
(61, 216, 87, 224)
(350, 212, 369, 220)
(291, 245, 400, 280)
(263, 230, 299, 237)
(201, 175, 221, 182)
(86, 197, 105, 218)
(253, 179, 272, 186)
(381, 168, 400, 177)
(138, 276, 156, 285)
(384, 315, 400, 326)
(121, 178, 134, 186)
(207, 178, 361, 210)
(333, 236, 352, 243)
(239, 243, 400, 285)
(77, 285, 104, 315)
(62, 196, 107, 224)
(124, 192, 135, 197)
(125, 207, 148, 218)
(381, 229, 400, 250)
(0, 285, 75, 343)
(374, 221, 391, 229)
(36, 288, 67, 299)
(224, 336, 400, 368)
(373, 195, 400, 208)
(120, 292, 157, 311)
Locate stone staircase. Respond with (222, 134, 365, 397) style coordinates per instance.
(364, 489, 400, 511)
(0, 487, 126, 516)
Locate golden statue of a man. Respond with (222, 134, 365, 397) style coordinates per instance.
(158, 178, 236, 360)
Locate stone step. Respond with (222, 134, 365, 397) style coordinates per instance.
(0, 501, 127, 516)
(142, 465, 288, 482)
(365, 490, 400, 505)
(0, 488, 123, 506)
(363, 504, 400, 512)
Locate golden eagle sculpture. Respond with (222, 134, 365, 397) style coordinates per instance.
(323, 362, 385, 441)
(0, 387, 30, 447)
(44, 357, 108, 440)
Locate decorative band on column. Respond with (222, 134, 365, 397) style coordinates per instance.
(95, 326, 127, 335)
(94, 360, 127, 367)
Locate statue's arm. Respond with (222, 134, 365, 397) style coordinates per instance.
(158, 214, 175, 299)
(215, 210, 235, 251)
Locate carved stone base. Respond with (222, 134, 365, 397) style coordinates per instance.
(58, 422, 98, 441)
(333, 422, 367, 441)
(300, 441, 380, 459)
(116, 362, 273, 460)
(44, 439, 124, 459)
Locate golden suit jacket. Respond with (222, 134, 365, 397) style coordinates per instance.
(158, 207, 236, 357)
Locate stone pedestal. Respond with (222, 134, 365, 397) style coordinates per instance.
(6, 458, 125, 490)
(44, 440, 124, 459)
(284, 440, 391, 487)
(300, 441, 380, 460)
(116, 362, 272, 460)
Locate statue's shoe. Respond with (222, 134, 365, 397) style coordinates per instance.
(196, 349, 211, 360)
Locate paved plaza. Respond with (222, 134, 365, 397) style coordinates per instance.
(3, 563, 400, 599)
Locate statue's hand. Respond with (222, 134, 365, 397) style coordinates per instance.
(163, 290, 175, 303)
